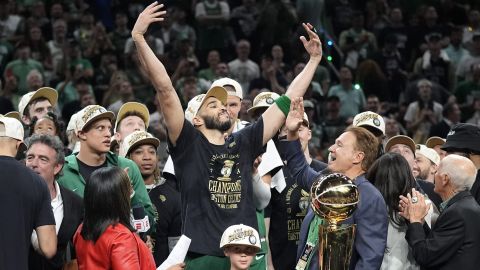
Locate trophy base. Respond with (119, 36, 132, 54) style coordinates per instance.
(318, 224, 356, 270)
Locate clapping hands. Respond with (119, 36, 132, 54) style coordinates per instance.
(399, 188, 431, 224)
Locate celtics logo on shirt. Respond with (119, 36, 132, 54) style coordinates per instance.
(208, 154, 242, 209)
(298, 189, 310, 216)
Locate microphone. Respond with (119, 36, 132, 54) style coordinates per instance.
(132, 204, 150, 240)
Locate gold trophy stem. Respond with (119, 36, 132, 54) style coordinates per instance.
(318, 224, 356, 270)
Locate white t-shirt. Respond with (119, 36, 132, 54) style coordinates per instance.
(228, 59, 260, 94)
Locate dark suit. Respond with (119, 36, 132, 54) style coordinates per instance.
(429, 120, 451, 139)
(406, 191, 480, 270)
(277, 140, 388, 270)
(29, 186, 83, 270)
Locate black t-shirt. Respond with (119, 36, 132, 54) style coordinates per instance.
(416, 178, 443, 209)
(267, 159, 326, 270)
(149, 183, 182, 266)
(169, 118, 265, 256)
(77, 158, 107, 183)
(0, 156, 55, 270)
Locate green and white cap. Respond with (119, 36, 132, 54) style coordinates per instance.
(220, 224, 261, 251)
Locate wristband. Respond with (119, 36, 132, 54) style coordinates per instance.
(275, 95, 291, 117)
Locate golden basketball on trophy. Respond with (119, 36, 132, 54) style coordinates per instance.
(310, 173, 359, 270)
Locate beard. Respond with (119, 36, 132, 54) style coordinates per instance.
(203, 113, 232, 132)
(417, 169, 430, 180)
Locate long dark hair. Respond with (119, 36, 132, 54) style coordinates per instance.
(367, 152, 416, 226)
(81, 167, 134, 242)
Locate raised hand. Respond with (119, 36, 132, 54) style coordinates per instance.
(132, 2, 167, 40)
(285, 97, 305, 133)
(300, 23, 322, 61)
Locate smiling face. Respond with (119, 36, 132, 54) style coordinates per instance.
(328, 132, 359, 174)
(79, 118, 112, 154)
(414, 153, 436, 181)
(195, 97, 231, 132)
(129, 144, 157, 178)
(26, 143, 62, 182)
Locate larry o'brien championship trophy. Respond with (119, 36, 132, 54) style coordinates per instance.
(311, 173, 359, 270)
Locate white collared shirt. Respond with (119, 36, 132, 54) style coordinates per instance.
(51, 181, 64, 234)
(31, 182, 64, 251)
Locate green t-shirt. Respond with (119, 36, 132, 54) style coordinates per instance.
(4, 59, 44, 94)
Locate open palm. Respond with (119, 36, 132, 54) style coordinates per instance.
(285, 97, 305, 133)
(132, 2, 167, 39)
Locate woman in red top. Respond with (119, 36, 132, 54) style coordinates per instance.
(73, 167, 156, 270)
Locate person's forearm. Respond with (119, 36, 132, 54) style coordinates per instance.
(133, 36, 175, 94)
(252, 173, 271, 210)
(285, 57, 320, 98)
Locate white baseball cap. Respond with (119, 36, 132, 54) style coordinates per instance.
(119, 131, 160, 157)
(67, 112, 79, 133)
(114, 102, 150, 133)
(220, 224, 261, 252)
(0, 115, 24, 141)
(76, 105, 115, 131)
(185, 86, 228, 123)
(353, 111, 385, 136)
(18, 87, 58, 117)
(415, 144, 440, 165)
(211, 78, 243, 99)
(247, 92, 280, 115)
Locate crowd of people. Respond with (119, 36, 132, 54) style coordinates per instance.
(2, 0, 480, 270)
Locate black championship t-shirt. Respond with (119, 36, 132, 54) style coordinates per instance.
(149, 183, 182, 265)
(169, 118, 265, 256)
(0, 156, 55, 270)
(268, 159, 326, 270)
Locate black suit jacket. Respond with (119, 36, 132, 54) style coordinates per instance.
(406, 191, 480, 270)
(29, 186, 83, 270)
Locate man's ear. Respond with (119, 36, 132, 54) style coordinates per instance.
(54, 163, 63, 176)
(192, 115, 203, 127)
(352, 151, 365, 165)
(442, 173, 450, 187)
(77, 130, 87, 141)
